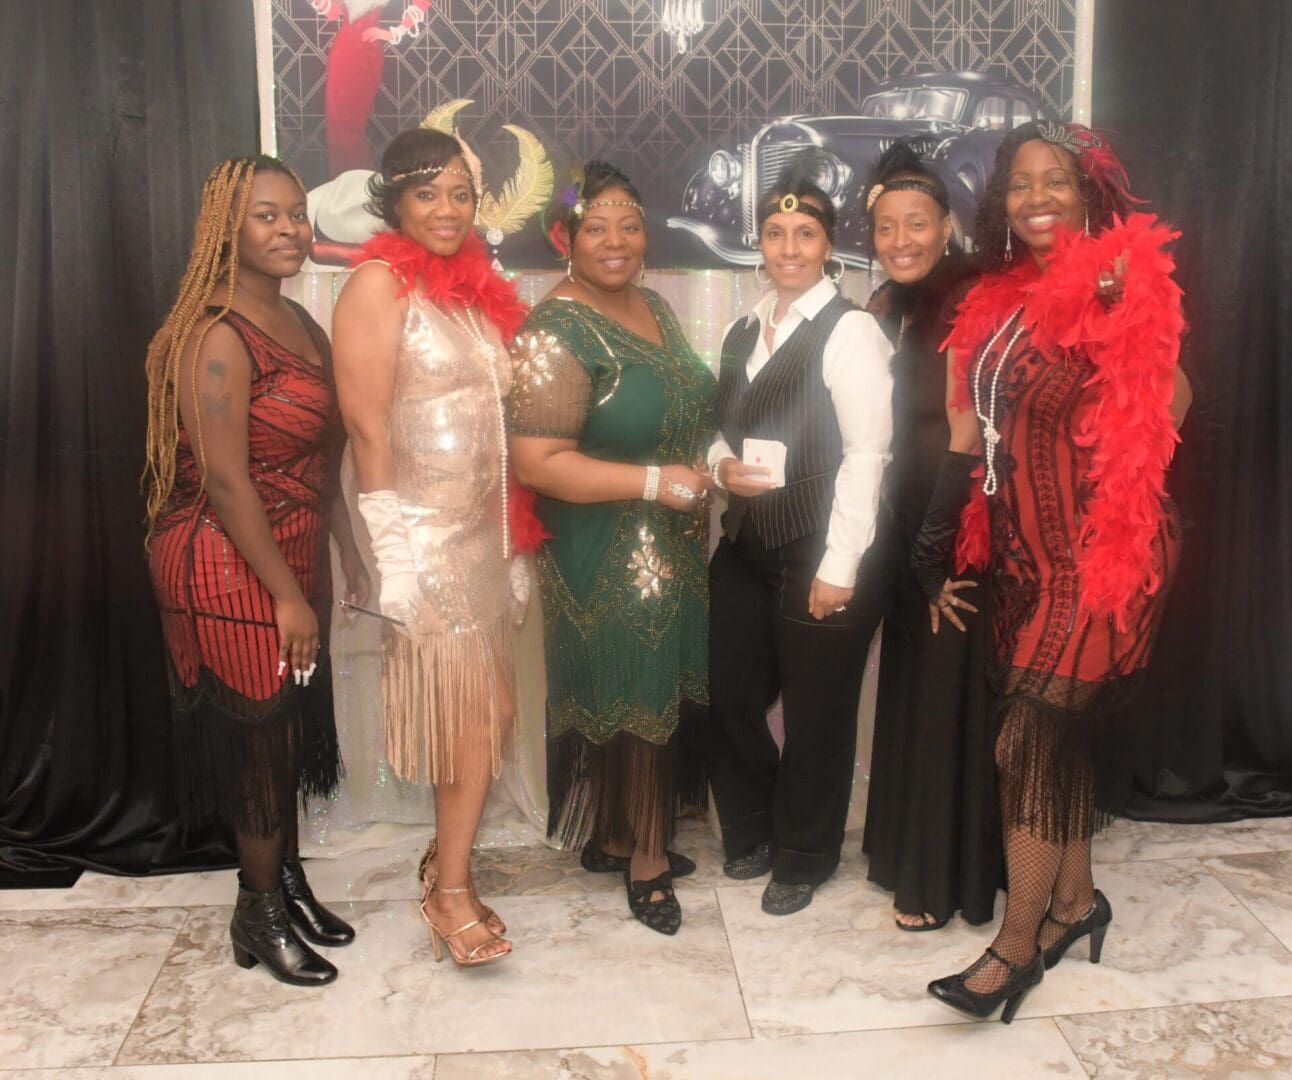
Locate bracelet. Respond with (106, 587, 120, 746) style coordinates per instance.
(642, 465, 661, 501)
(712, 459, 729, 491)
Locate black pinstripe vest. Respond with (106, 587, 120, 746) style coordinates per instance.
(715, 293, 854, 547)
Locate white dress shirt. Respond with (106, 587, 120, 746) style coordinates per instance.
(708, 277, 894, 588)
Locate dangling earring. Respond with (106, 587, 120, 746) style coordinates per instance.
(566, 259, 574, 282)
(637, 262, 646, 287)
(944, 241, 950, 256)
(1084, 203, 1090, 236)
(1004, 223, 1013, 263)
(754, 263, 771, 288)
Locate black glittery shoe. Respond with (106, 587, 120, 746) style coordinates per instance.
(581, 841, 697, 879)
(723, 841, 772, 880)
(625, 871, 682, 936)
(761, 880, 815, 916)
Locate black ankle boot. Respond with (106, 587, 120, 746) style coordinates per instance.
(230, 883, 338, 986)
(280, 856, 355, 947)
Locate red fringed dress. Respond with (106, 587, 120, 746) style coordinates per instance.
(148, 302, 343, 838)
(948, 215, 1185, 841)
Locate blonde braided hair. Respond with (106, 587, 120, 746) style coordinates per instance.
(142, 155, 304, 530)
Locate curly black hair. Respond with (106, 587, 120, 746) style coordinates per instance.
(365, 128, 473, 228)
(557, 159, 644, 242)
(860, 138, 953, 257)
(756, 151, 836, 243)
(974, 121, 1134, 272)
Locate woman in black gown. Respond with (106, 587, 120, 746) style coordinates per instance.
(861, 142, 1002, 931)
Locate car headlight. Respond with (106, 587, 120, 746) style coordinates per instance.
(810, 154, 854, 200)
(708, 150, 741, 188)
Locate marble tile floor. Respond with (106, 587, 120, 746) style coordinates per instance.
(3, 816, 1292, 1079)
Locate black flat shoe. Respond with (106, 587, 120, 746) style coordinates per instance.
(230, 884, 337, 987)
(1041, 889, 1112, 969)
(625, 870, 682, 935)
(761, 880, 815, 916)
(928, 948, 1043, 1024)
(281, 856, 355, 947)
(580, 841, 697, 878)
(723, 841, 772, 880)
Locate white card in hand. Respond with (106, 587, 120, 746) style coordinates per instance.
(742, 437, 787, 487)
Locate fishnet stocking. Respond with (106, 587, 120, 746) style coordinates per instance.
(1038, 838, 1096, 951)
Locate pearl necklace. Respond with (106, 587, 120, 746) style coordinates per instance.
(970, 305, 1025, 497)
(765, 294, 786, 331)
(446, 306, 511, 560)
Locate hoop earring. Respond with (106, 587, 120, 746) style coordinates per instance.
(822, 257, 844, 284)
(754, 263, 772, 288)
(1004, 223, 1013, 263)
(566, 259, 574, 282)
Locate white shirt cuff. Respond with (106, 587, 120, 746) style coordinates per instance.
(815, 548, 861, 589)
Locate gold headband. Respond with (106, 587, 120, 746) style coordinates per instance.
(571, 197, 644, 219)
(388, 163, 477, 189)
(865, 184, 885, 212)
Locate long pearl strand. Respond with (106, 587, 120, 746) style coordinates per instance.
(447, 306, 511, 560)
(971, 305, 1025, 497)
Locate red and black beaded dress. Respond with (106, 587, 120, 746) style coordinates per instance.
(949, 215, 1185, 842)
(148, 301, 343, 837)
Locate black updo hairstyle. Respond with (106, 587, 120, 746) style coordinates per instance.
(860, 139, 953, 257)
(557, 159, 644, 242)
(756, 152, 837, 243)
(973, 121, 1134, 272)
(365, 128, 474, 229)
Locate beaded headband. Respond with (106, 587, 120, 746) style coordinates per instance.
(571, 197, 644, 219)
(387, 163, 478, 190)
(865, 177, 948, 214)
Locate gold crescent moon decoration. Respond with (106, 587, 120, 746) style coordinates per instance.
(419, 102, 554, 249)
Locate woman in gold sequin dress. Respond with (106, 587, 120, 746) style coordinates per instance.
(332, 128, 528, 967)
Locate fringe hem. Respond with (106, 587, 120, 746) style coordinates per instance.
(382, 616, 513, 785)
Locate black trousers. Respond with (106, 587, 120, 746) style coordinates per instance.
(707, 523, 889, 885)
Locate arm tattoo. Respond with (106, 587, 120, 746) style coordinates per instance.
(201, 391, 232, 419)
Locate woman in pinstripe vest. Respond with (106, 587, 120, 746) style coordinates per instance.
(706, 162, 895, 915)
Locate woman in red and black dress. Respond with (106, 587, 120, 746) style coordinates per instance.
(144, 156, 368, 987)
(922, 123, 1191, 1020)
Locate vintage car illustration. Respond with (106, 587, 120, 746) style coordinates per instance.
(667, 71, 1056, 266)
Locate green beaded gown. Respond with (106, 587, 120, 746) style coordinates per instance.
(509, 290, 715, 856)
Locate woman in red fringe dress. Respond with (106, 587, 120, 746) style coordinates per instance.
(919, 122, 1192, 1020)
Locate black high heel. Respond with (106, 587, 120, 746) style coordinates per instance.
(1040, 889, 1112, 969)
(230, 883, 337, 986)
(928, 949, 1044, 1024)
(281, 856, 355, 947)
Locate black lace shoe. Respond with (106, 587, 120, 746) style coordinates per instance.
(761, 880, 815, 916)
(280, 856, 356, 947)
(580, 842, 697, 878)
(230, 883, 338, 986)
(625, 871, 682, 935)
(928, 948, 1043, 1024)
(723, 841, 772, 880)
(1040, 889, 1112, 969)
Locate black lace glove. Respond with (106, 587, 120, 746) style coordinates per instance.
(911, 451, 980, 602)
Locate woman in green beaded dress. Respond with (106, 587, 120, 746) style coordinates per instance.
(510, 161, 715, 935)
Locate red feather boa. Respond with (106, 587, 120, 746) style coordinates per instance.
(351, 229, 528, 342)
(946, 213, 1185, 627)
(350, 229, 549, 554)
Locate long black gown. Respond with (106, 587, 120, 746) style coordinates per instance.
(861, 256, 1003, 925)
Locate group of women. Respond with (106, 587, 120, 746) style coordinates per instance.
(143, 118, 1188, 1021)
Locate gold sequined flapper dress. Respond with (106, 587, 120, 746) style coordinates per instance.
(383, 289, 513, 783)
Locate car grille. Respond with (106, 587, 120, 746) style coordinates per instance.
(741, 139, 811, 238)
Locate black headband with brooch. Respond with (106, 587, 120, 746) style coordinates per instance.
(756, 190, 834, 237)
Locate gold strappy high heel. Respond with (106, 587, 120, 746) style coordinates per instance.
(418, 882, 512, 967)
(418, 837, 506, 935)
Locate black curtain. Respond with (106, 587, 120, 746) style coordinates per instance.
(0, 1, 260, 882)
(1094, 1, 1292, 819)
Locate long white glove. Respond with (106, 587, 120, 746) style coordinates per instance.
(356, 490, 425, 637)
